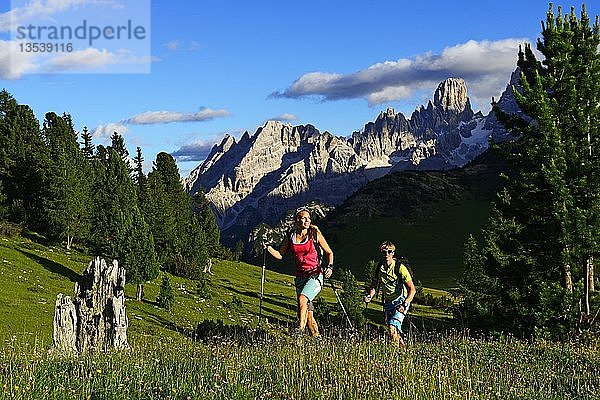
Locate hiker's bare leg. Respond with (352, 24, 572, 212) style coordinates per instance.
(389, 325, 405, 347)
(298, 294, 309, 331)
(307, 310, 320, 336)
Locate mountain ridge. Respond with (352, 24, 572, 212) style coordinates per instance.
(184, 74, 518, 244)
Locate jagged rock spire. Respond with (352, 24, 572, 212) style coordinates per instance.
(433, 78, 469, 112)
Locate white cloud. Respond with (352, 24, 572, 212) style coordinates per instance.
(92, 122, 129, 139)
(163, 39, 201, 52)
(0, 40, 39, 79)
(164, 40, 179, 51)
(0, 0, 90, 32)
(268, 113, 298, 122)
(125, 108, 231, 125)
(48, 47, 118, 71)
(1, 1, 151, 77)
(272, 38, 527, 111)
(171, 140, 216, 162)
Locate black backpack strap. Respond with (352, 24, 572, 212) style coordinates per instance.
(309, 226, 323, 264)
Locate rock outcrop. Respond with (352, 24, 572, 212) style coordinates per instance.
(52, 257, 129, 353)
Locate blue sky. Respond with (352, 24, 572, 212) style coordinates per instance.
(1, 0, 598, 177)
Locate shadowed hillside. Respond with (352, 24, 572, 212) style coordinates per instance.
(322, 150, 504, 289)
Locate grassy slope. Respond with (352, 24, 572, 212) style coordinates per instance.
(0, 234, 451, 344)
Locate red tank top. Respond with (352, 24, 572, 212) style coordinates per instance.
(289, 231, 321, 277)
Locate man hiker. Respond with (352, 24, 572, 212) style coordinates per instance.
(364, 240, 416, 346)
(262, 207, 334, 338)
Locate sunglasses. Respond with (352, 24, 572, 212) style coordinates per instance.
(295, 207, 310, 215)
(381, 249, 394, 254)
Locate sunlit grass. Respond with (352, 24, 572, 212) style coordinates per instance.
(1, 333, 598, 399)
(4, 233, 594, 399)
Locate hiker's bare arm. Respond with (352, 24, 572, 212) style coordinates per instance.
(317, 233, 334, 266)
(405, 279, 416, 305)
(264, 240, 288, 260)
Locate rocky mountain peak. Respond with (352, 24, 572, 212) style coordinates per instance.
(185, 75, 516, 242)
(433, 78, 469, 112)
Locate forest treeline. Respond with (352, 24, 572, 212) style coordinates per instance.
(0, 91, 224, 300)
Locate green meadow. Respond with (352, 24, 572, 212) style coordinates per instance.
(1, 233, 599, 399)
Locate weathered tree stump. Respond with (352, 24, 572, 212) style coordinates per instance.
(52, 257, 129, 352)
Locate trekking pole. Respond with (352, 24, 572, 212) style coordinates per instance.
(328, 280, 355, 332)
(258, 248, 266, 327)
(363, 300, 369, 334)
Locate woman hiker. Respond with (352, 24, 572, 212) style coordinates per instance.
(263, 207, 334, 338)
(364, 240, 416, 346)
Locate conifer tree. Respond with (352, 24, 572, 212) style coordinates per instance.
(157, 274, 175, 310)
(125, 206, 159, 301)
(91, 146, 158, 298)
(42, 112, 90, 248)
(80, 126, 95, 160)
(109, 131, 131, 172)
(339, 268, 366, 331)
(191, 190, 220, 256)
(133, 147, 150, 217)
(0, 90, 48, 229)
(146, 152, 207, 278)
(458, 4, 600, 337)
(90, 147, 136, 259)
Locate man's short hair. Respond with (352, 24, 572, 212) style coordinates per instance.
(379, 240, 396, 252)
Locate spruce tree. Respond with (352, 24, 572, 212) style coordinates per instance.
(91, 146, 158, 298)
(42, 112, 90, 248)
(133, 147, 150, 220)
(125, 206, 159, 301)
(339, 268, 366, 331)
(459, 4, 600, 337)
(109, 131, 131, 172)
(146, 152, 208, 278)
(80, 126, 95, 160)
(90, 147, 136, 259)
(0, 90, 48, 229)
(157, 274, 175, 310)
(191, 190, 220, 256)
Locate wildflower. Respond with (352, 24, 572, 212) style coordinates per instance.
(97, 369, 102, 373)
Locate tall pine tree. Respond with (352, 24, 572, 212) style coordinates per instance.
(191, 190, 220, 256)
(147, 152, 207, 278)
(90, 145, 158, 297)
(0, 90, 48, 229)
(458, 4, 599, 338)
(42, 112, 90, 248)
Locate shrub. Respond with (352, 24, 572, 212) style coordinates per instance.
(196, 272, 212, 299)
(225, 295, 244, 313)
(157, 275, 175, 310)
(338, 268, 366, 332)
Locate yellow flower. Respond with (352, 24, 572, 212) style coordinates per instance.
(97, 369, 102, 373)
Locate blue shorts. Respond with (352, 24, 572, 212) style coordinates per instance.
(295, 273, 323, 303)
(383, 297, 409, 333)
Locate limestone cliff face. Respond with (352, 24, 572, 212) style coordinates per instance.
(185, 76, 513, 233)
(185, 120, 367, 230)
